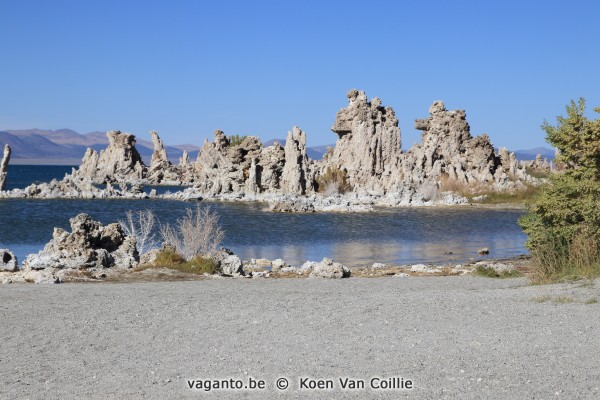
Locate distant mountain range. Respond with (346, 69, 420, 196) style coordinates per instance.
(0, 129, 555, 165)
(0, 129, 200, 165)
(512, 147, 556, 161)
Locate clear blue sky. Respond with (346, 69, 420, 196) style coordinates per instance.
(1, 0, 599, 150)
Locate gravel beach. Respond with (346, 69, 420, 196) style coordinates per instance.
(1, 276, 599, 399)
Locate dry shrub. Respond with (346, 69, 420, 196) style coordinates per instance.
(469, 185, 540, 204)
(569, 233, 600, 277)
(119, 209, 160, 255)
(525, 166, 550, 179)
(316, 167, 351, 195)
(530, 232, 600, 283)
(438, 173, 470, 194)
(438, 172, 539, 204)
(160, 206, 224, 260)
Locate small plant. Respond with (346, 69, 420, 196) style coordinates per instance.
(153, 247, 185, 266)
(553, 295, 576, 304)
(584, 297, 598, 304)
(530, 295, 575, 304)
(525, 166, 550, 179)
(229, 134, 248, 146)
(119, 209, 160, 255)
(473, 265, 522, 278)
(160, 205, 224, 260)
(316, 167, 351, 195)
(530, 295, 553, 303)
(140, 248, 219, 275)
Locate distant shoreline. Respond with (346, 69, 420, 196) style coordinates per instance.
(8, 159, 80, 166)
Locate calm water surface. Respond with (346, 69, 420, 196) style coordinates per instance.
(0, 166, 528, 266)
(0, 199, 527, 266)
(4, 165, 75, 190)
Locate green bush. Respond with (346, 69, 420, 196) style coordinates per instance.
(144, 248, 220, 275)
(519, 98, 600, 282)
(229, 134, 248, 146)
(473, 265, 522, 278)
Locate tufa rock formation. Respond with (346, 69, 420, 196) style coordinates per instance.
(74, 131, 146, 183)
(2, 89, 540, 207)
(0, 249, 18, 272)
(323, 90, 401, 194)
(520, 153, 552, 173)
(150, 130, 169, 168)
(193, 128, 314, 196)
(257, 141, 286, 192)
(0, 144, 11, 191)
(281, 126, 314, 195)
(22, 213, 139, 272)
(146, 131, 180, 183)
(179, 149, 190, 166)
(318, 91, 535, 199)
(403, 101, 502, 187)
(194, 130, 263, 194)
(308, 257, 351, 279)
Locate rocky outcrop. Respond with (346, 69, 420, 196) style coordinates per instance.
(74, 131, 145, 183)
(1, 90, 541, 209)
(269, 196, 316, 213)
(212, 248, 245, 276)
(403, 101, 501, 187)
(257, 142, 286, 192)
(0, 249, 18, 272)
(321, 90, 401, 194)
(308, 257, 351, 278)
(498, 147, 518, 176)
(220, 255, 244, 276)
(313, 91, 538, 203)
(400, 100, 535, 195)
(150, 130, 169, 168)
(281, 126, 314, 195)
(268, 194, 374, 213)
(22, 213, 139, 272)
(194, 131, 264, 194)
(146, 131, 181, 183)
(179, 150, 190, 166)
(0, 144, 10, 191)
(520, 153, 552, 173)
(0, 174, 151, 200)
(193, 130, 308, 196)
(76, 148, 100, 179)
(244, 158, 260, 195)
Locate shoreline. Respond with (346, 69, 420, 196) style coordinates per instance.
(1, 254, 532, 284)
(0, 191, 527, 211)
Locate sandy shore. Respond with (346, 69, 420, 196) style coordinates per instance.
(1, 276, 599, 399)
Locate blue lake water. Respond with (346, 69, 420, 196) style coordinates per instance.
(0, 166, 528, 266)
(4, 165, 75, 191)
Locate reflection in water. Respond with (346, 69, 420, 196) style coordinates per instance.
(0, 199, 528, 266)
